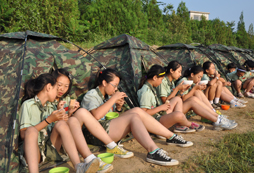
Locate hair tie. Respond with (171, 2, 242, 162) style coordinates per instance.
(68, 73, 72, 80)
(158, 72, 165, 76)
(100, 71, 102, 74)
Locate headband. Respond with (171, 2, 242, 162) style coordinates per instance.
(237, 68, 246, 72)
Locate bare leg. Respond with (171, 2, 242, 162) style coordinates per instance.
(108, 109, 158, 152)
(243, 78, 254, 92)
(215, 81, 223, 98)
(233, 80, 242, 93)
(50, 120, 80, 167)
(24, 127, 41, 173)
(183, 96, 218, 122)
(223, 87, 235, 97)
(206, 83, 217, 100)
(194, 90, 214, 110)
(159, 111, 192, 127)
(220, 88, 234, 102)
(169, 97, 183, 112)
(72, 108, 112, 144)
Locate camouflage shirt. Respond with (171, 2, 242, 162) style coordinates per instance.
(227, 70, 252, 82)
(19, 96, 55, 144)
(81, 87, 114, 121)
(137, 82, 162, 109)
(156, 77, 175, 98)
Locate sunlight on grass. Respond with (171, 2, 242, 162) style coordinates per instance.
(182, 132, 254, 173)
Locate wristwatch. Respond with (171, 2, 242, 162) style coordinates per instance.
(216, 77, 219, 80)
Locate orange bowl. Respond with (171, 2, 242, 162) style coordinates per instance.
(221, 105, 230, 110)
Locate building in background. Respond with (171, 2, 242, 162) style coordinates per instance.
(189, 11, 210, 21)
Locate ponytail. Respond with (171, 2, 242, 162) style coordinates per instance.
(94, 68, 121, 88)
(183, 65, 203, 77)
(139, 65, 165, 89)
(21, 73, 56, 104)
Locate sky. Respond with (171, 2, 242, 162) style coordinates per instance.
(159, 0, 254, 32)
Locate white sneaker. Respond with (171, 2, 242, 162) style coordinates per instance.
(97, 158, 113, 173)
(76, 158, 100, 173)
(220, 114, 236, 123)
(156, 135, 166, 139)
(244, 92, 254, 98)
(230, 101, 246, 108)
(235, 98, 248, 104)
(213, 118, 238, 131)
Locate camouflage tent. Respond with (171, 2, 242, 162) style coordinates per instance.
(83, 34, 166, 106)
(0, 30, 101, 172)
(156, 43, 228, 79)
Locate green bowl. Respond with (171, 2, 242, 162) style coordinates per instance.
(97, 153, 114, 164)
(49, 167, 69, 173)
(105, 112, 119, 120)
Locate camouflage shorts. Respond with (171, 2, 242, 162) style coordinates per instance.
(19, 133, 63, 167)
(152, 113, 162, 122)
(82, 119, 112, 146)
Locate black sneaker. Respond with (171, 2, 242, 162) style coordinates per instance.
(146, 149, 179, 166)
(212, 103, 221, 109)
(166, 134, 193, 147)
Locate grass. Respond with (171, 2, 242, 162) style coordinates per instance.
(181, 132, 254, 173)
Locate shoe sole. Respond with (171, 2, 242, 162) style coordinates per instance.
(156, 135, 166, 139)
(195, 126, 206, 132)
(173, 129, 196, 133)
(97, 165, 114, 173)
(213, 123, 238, 131)
(115, 152, 134, 158)
(86, 159, 100, 173)
(146, 158, 179, 166)
(167, 142, 193, 147)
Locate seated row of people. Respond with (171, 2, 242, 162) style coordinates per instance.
(19, 59, 250, 172)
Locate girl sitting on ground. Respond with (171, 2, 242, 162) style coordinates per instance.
(81, 68, 194, 166)
(227, 65, 254, 98)
(156, 61, 237, 131)
(202, 61, 247, 108)
(176, 65, 237, 130)
(138, 64, 204, 133)
(19, 73, 102, 173)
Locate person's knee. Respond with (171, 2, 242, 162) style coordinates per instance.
(235, 80, 242, 86)
(217, 80, 223, 86)
(189, 96, 199, 102)
(74, 108, 90, 118)
(210, 83, 217, 88)
(68, 117, 79, 126)
(54, 120, 69, 131)
(172, 111, 185, 120)
(129, 107, 144, 117)
(249, 79, 254, 86)
(25, 126, 38, 138)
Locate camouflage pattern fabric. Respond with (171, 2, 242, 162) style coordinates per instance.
(0, 31, 100, 173)
(84, 34, 166, 107)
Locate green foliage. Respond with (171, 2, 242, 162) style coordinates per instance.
(1, 0, 254, 49)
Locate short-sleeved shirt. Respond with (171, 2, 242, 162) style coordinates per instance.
(137, 82, 162, 109)
(81, 87, 114, 121)
(175, 77, 194, 95)
(19, 96, 55, 144)
(226, 70, 252, 82)
(201, 74, 212, 81)
(156, 77, 175, 98)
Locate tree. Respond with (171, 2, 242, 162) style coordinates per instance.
(248, 23, 254, 49)
(236, 11, 248, 48)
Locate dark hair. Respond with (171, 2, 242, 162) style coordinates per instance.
(52, 68, 72, 98)
(139, 65, 166, 89)
(227, 63, 236, 70)
(165, 61, 182, 75)
(243, 60, 254, 71)
(183, 65, 203, 77)
(237, 65, 247, 72)
(203, 61, 213, 74)
(95, 68, 121, 87)
(21, 73, 56, 104)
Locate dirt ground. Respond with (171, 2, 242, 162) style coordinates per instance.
(44, 97, 254, 173)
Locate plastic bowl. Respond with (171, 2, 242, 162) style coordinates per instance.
(199, 80, 209, 85)
(183, 80, 193, 85)
(97, 153, 114, 164)
(105, 112, 119, 120)
(221, 105, 230, 110)
(49, 167, 69, 173)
